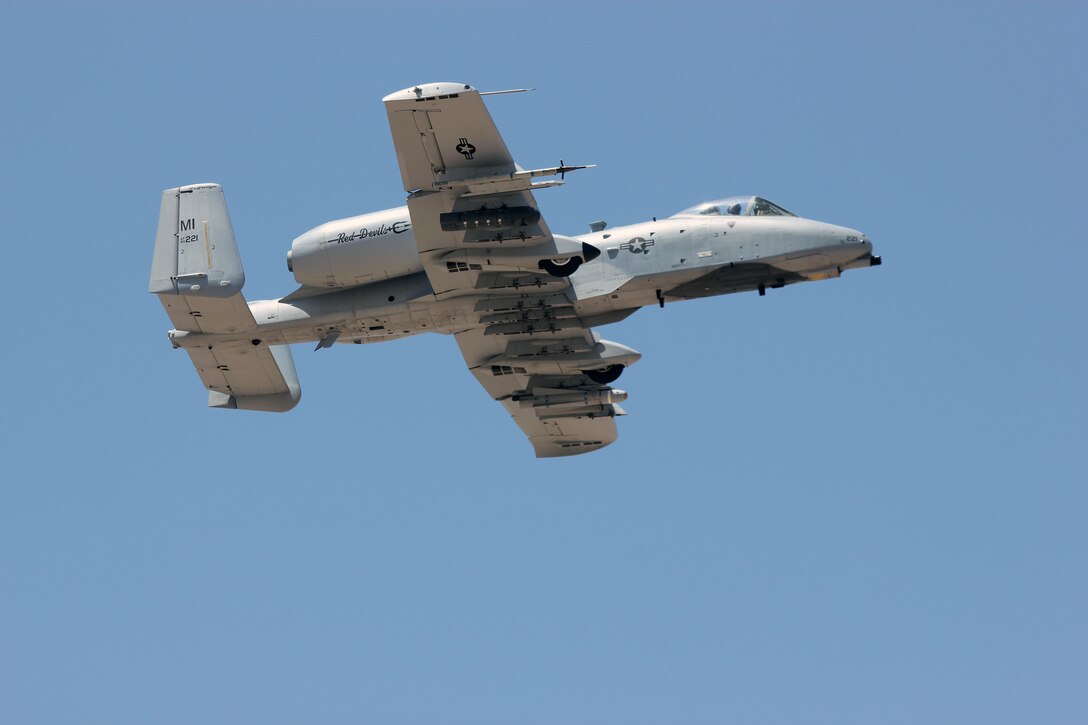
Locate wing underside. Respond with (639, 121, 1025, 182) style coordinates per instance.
(454, 323, 625, 459)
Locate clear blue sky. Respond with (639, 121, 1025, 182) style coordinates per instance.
(2, 2, 1085, 723)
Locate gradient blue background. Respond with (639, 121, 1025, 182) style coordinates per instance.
(1, 2, 1085, 723)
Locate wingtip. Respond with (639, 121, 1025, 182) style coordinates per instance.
(383, 83, 477, 103)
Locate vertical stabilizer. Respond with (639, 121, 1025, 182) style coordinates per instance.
(150, 183, 245, 297)
(150, 183, 256, 335)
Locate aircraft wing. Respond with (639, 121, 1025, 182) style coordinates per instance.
(383, 83, 637, 457)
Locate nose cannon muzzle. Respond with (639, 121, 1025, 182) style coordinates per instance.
(861, 235, 880, 266)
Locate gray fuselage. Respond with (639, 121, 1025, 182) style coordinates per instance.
(170, 202, 874, 351)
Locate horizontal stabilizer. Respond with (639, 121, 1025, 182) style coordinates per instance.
(192, 343, 301, 413)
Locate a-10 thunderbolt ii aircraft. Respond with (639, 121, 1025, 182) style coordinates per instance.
(150, 82, 881, 457)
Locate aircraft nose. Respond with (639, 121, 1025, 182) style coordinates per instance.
(826, 226, 875, 266)
(838, 225, 870, 252)
(856, 232, 881, 266)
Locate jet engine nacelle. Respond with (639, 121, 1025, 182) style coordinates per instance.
(287, 206, 422, 289)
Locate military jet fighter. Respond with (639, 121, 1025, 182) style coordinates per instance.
(150, 82, 880, 457)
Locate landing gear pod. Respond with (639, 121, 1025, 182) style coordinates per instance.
(583, 364, 624, 385)
(538, 241, 601, 277)
(540, 257, 581, 277)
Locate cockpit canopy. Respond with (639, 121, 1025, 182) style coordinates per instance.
(673, 196, 797, 218)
